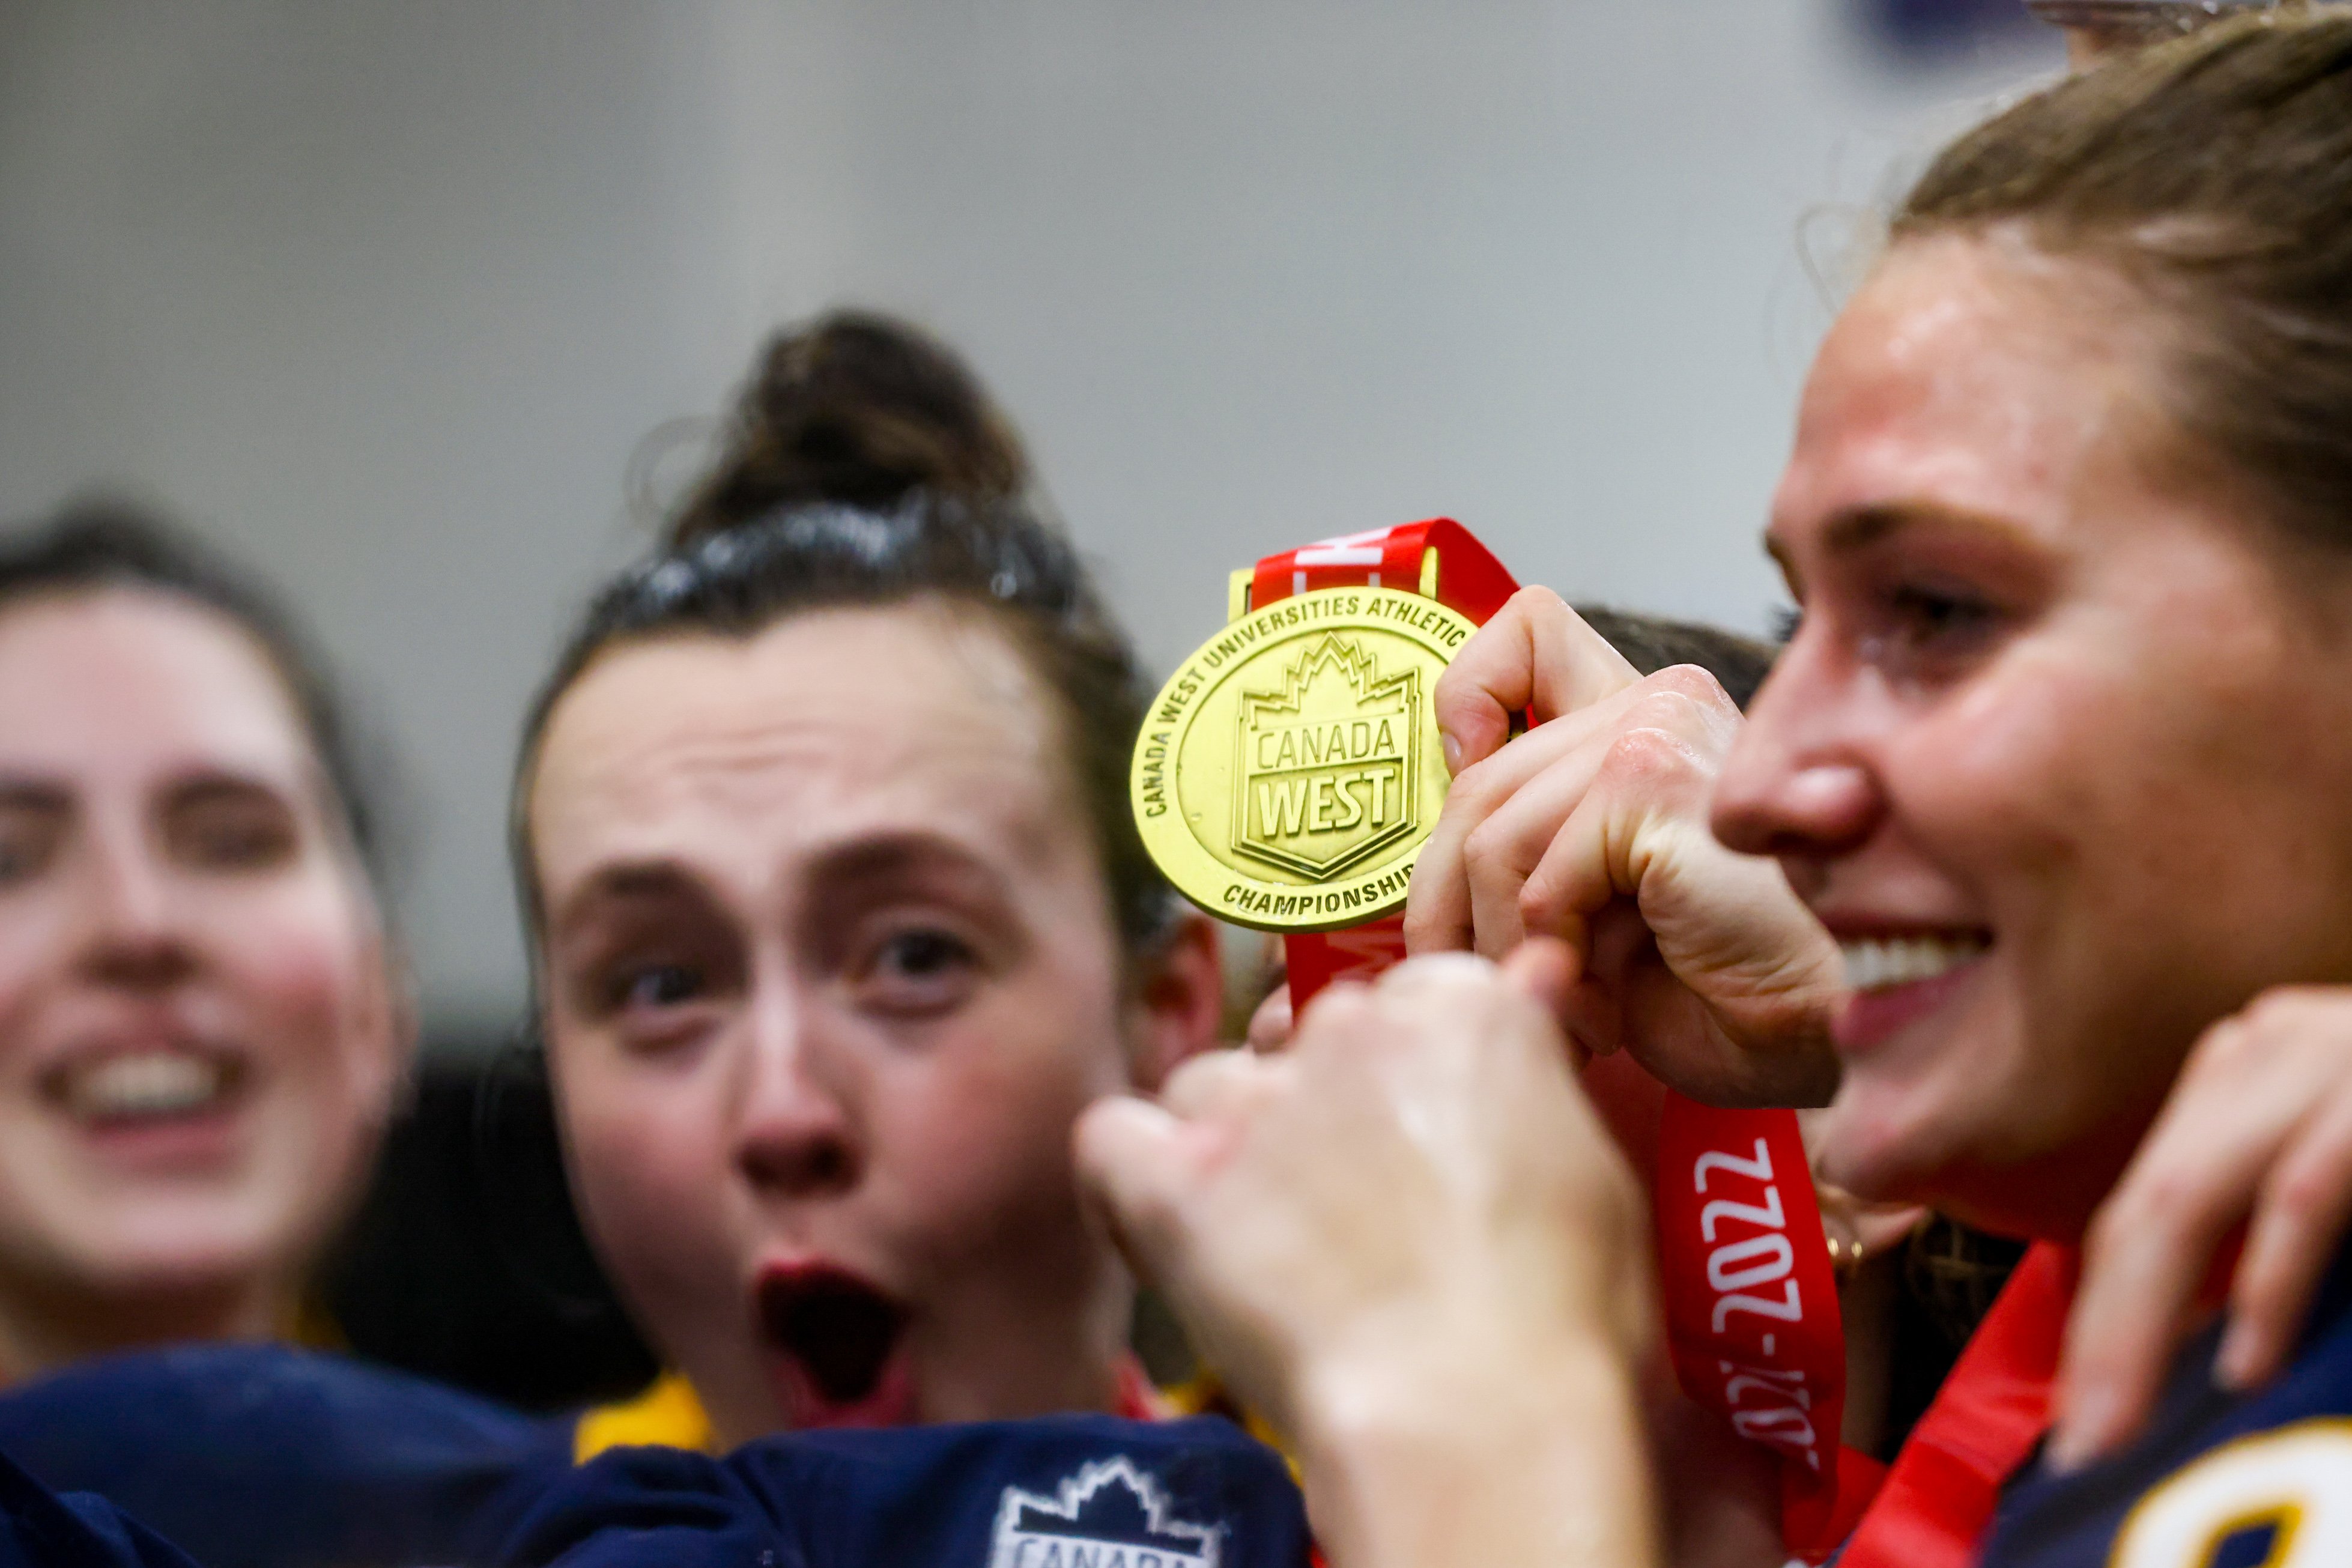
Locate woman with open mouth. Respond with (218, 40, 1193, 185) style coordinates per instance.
(1077, 15, 2352, 1566)
(0, 504, 405, 1385)
(0, 316, 1236, 1568)
(523, 314, 1228, 1454)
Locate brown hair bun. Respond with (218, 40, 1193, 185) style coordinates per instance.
(669, 310, 1035, 551)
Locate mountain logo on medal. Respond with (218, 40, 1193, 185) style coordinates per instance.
(989, 1456, 1222, 1568)
(1230, 632, 1420, 880)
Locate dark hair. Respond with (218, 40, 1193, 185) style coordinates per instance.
(670, 310, 1036, 549)
(1895, 10, 2352, 554)
(515, 313, 1172, 957)
(1574, 606, 1778, 711)
(0, 499, 381, 883)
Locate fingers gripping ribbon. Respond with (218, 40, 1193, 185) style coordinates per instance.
(1130, 520, 1868, 1561)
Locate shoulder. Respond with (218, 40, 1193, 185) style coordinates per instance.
(503, 1414, 1308, 1568)
(0, 1345, 571, 1568)
(1985, 1248, 2352, 1568)
(0, 1448, 201, 1568)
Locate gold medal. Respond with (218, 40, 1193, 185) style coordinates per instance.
(1130, 585, 1478, 932)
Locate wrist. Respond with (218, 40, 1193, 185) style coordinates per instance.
(1292, 1337, 1656, 1568)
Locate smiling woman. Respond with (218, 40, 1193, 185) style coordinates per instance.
(0, 503, 404, 1383)
(1073, 14, 2352, 1568)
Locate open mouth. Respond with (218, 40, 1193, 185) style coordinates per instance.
(43, 1049, 247, 1128)
(754, 1264, 912, 1423)
(1829, 931, 1993, 1053)
(1837, 932, 1990, 993)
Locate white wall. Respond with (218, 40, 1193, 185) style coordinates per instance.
(0, 1, 2058, 1028)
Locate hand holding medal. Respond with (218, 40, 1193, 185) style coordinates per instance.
(1094, 521, 1868, 1561)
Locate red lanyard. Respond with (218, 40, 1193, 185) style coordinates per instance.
(1256, 522, 1864, 1561)
(1837, 1243, 2076, 1568)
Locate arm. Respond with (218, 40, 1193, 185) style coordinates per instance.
(1077, 946, 1662, 1568)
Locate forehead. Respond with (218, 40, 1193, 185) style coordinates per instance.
(1775, 232, 2165, 542)
(0, 588, 312, 782)
(530, 605, 1079, 893)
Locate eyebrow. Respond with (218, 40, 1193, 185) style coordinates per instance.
(551, 861, 706, 936)
(0, 779, 70, 812)
(162, 770, 296, 811)
(1770, 500, 2039, 567)
(800, 831, 1011, 909)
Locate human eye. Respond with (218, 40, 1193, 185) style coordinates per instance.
(580, 955, 722, 1055)
(0, 811, 59, 888)
(612, 962, 706, 1013)
(170, 789, 299, 874)
(851, 922, 983, 1019)
(1856, 577, 2010, 685)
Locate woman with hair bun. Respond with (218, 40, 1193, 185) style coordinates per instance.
(539, 309, 1225, 1451)
(0, 313, 1234, 1568)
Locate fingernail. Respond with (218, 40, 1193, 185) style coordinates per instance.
(2216, 1322, 2261, 1389)
(2046, 1390, 2111, 1474)
(1441, 730, 1462, 774)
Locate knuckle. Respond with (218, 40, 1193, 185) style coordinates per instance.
(1646, 662, 1732, 709)
(1599, 724, 1693, 784)
(1461, 815, 1526, 877)
(2192, 1017, 2261, 1073)
(2126, 1165, 2213, 1229)
(1507, 584, 1569, 622)
(2082, 1201, 2136, 1264)
(1446, 754, 1509, 815)
(2261, 1158, 2339, 1225)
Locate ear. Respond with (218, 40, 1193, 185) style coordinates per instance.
(1126, 913, 1225, 1094)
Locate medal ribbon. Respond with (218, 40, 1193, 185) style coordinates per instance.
(1836, 1243, 2075, 1568)
(1253, 520, 1864, 1560)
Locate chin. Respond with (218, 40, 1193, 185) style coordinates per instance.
(1812, 1068, 1983, 1210)
(76, 1206, 294, 1295)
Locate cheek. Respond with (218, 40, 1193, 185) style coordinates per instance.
(556, 1050, 740, 1294)
(867, 1008, 1121, 1237)
(212, 879, 389, 1127)
(0, 899, 66, 1086)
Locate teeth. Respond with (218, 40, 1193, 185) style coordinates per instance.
(1838, 934, 1989, 993)
(66, 1053, 225, 1121)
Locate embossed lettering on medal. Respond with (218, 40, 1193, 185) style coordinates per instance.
(1231, 633, 1418, 879)
(1130, 586, 1475, 933)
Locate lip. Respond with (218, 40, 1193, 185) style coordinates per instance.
(33, 1026, 253, 1172)
(1808, 912, 1994, 1052)
(750, 1258, 918, 1429)
(1832, 955, 1989, 1053)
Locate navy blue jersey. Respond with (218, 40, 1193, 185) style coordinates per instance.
(1984, 1247, 2352, 1568)
(0, 1449, 202, 1568)
(500, 1415, 1308, 1568)
(0, 1345, 569, 1568)
(0, 1348, 1305, 1568)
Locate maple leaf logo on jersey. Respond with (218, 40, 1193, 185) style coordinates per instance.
(989, 1456, 1222, 1568)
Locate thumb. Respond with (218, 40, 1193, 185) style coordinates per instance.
(1074, 1094, 1199, 1282)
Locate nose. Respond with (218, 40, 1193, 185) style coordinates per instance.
(1711, 633, 1887, 876)
(75, 817, 197, 993)
(732, 988, 862, 1200)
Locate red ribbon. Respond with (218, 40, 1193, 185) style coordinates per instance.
(1255, 521, 1864, 1560)
(1837, 1244, 2075, 1568)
